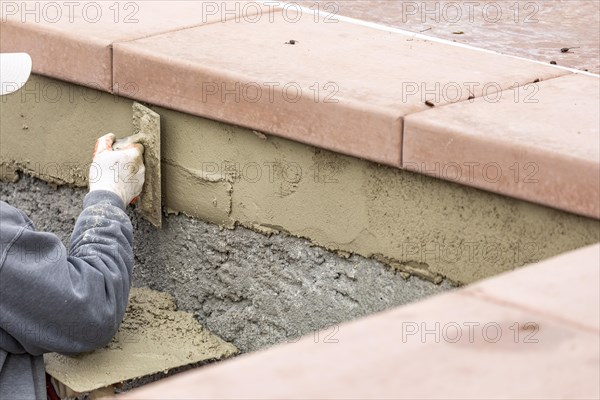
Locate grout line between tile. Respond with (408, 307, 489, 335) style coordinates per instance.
(397, 115, 404, 166)
(457, 290, 600, 336)
(109, 44, 114, 94)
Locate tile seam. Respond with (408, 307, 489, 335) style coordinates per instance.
(457, 290, 600, 336)
(397, 115, 404, 166)
(109, 43, 114, 93)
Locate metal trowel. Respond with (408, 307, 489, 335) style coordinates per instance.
(113, 102, 162, 228)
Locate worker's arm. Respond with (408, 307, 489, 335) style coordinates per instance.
(0, 134, 145, 356)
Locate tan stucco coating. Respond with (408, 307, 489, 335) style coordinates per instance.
(1, 75, 598, 284)
(43, 287, 237, 394)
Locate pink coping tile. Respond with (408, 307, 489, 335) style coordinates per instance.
(404, 73, 600, 218)
(464, 243, 600, 333)
(113, 7, 567, 166)
(121, 245, 600, 399)
(0, 1, 272, 91)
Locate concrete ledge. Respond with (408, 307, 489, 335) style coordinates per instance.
(119, 244, 600, 400)
(1, 75, 598, 285)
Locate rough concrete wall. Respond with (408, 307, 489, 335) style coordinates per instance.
(1, 176, 452, 352)
(1, 75, 599, 285)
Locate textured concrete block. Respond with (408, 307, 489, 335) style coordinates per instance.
(2, 75, 598, 286)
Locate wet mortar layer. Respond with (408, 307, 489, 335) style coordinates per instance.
(44, 287, 237, 394)
(2, 75, 599, 286)
(1, 175, 453, 353)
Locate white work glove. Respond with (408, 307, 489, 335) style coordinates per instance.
(89, 133, 145, 207)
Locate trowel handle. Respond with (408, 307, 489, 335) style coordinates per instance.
(113, 133, 144, 151)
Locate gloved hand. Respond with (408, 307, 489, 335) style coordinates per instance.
(89, 133, 145, 207)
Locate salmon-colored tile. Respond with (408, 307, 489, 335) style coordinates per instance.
(1, 19, 110, 89)
(404, 73, 600, 218)
(113, 8, 568, 166)
(0, 1, 270, 90)
(464, 244, 600, 333)
(121, 246, 600, 399)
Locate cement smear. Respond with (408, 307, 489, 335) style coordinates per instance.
(1, 75, 599, 285)
(44, 287, 237, 393)
(132, 102, 162, 227)
(1, 175, 453, 353)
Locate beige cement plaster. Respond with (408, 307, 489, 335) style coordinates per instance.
(43, 287, 237, 394)
(1, 75, 598, 284)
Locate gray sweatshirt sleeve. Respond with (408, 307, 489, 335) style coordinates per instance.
(0, 191, 133, 356)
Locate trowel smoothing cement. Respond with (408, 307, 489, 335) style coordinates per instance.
(113, 102, 162, 227)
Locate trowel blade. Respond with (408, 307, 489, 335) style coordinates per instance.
(132, 102, 162, 228)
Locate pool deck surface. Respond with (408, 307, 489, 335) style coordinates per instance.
(305, 0, 599, 74)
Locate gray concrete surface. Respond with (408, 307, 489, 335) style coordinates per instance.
(1, 175, 453, 353)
